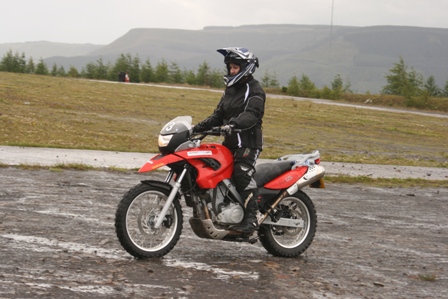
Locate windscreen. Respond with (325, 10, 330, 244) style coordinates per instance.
(160, 116, 192, 135)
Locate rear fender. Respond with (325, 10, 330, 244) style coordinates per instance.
(263, 166, 308, 190)
(286, 165, 326, 194)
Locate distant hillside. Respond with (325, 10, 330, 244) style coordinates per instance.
(0, 41, 103, 59)
(2, 25, 448, 93)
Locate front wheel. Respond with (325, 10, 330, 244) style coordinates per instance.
(259, 190, 317, 257)
(115, 183, 183, 258)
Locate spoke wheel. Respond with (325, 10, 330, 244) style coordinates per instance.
(259, 190, 316, 257)
(115, 183, 182, 258)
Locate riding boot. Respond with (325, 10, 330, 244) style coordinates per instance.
(231, 189, 259, 234)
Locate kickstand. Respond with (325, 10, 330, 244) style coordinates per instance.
(248, 237, 259, 244)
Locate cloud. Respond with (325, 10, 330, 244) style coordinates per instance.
(1, 0, 448, 44)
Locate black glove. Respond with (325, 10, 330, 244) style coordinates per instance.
(192, 124, 206, 134)
(220, 124, 234, 136)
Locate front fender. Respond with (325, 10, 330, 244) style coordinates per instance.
(138, 154, 183, 173)
(141, 180, 175, 196)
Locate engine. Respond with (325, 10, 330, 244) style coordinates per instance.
(209, 182, 244, 224)
(215, 202, 244, 224)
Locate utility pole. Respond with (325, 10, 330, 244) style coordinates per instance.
(330, 0, 335, 65)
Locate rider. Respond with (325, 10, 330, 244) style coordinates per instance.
(192, 47, 266, 234)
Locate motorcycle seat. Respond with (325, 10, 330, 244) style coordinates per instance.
(254, 161, 294, 187)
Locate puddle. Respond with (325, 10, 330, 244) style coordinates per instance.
(1, 234, 126, 260)
(164, 258, 259, 281)
(2, 233, 259, 282)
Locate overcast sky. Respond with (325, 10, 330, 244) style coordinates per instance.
(2, 0, 448, 44)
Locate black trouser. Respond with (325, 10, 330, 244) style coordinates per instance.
(231, 148, 260, 194)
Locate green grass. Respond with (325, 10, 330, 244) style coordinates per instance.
(326, 175, 448, 188)
(1, 72, 447, 170)
(341, 93, 448, 112)
(417, 274, 437, 282)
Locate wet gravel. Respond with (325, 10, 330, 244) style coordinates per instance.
(1, 167, 447, 298)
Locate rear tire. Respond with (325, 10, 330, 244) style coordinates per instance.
(259, 190, 316, 257)
(115, 183, 183, 258)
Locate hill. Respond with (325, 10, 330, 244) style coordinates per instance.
(0, 41, 102, 59)
(2, 24, 448, 93)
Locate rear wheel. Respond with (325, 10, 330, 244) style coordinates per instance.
(115, 183, 183, 258)
(259, 190, 316, 257)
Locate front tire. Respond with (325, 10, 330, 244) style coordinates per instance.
(115, 183, 183, 258)
(259, 190, 316, 257)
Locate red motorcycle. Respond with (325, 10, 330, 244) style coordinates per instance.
(115, 116, 325, 258)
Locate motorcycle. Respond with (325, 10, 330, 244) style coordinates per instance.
(115, 116, 325, 258)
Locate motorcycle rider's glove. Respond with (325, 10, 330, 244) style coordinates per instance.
(192, 124, 206, 134)
(220, 124, 234, 136)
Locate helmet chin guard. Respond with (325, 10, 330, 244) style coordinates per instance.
(217, 47, 259, 87)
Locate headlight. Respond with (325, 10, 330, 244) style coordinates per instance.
(158, 134, 173, 147)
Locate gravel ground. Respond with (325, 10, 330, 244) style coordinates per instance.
(0, 168, 447, 298)
(0, 146, 447, 298)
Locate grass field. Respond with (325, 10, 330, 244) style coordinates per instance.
(1, 72, 447, 169)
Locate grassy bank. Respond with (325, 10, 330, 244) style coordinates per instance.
(1, 72, 447, 169)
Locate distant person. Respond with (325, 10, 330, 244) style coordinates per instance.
(192, 47, 265, 234)
(118, 72, 126, 82)
(125, 72, 130, 82)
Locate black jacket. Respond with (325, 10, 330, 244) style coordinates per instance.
(195, 76, 266, 150)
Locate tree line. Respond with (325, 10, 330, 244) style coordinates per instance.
(382, 56, 448, 103)
(0, 50, 226, 88)
(0, 49, 356, 100)
(1, 50, 448, 101)
(278, 57, 448, 100)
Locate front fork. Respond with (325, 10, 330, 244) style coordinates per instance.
(153, 166, 188, 229)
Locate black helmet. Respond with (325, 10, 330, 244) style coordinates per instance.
(217, 47, 259, 87)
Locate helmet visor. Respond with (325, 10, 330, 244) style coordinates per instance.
(224, 54, 243, 65)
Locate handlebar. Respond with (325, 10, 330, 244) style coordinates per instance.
(211, 126, 242, 134)
(189, 126, 242, 140)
